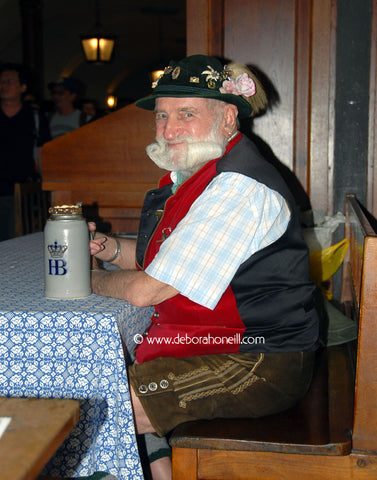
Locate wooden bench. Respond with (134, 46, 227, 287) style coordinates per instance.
(169, 193, 377, 479)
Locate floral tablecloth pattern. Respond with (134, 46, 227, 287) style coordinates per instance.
(0, 233, 152, 479)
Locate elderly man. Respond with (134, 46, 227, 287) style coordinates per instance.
(90, 55, 319, 479)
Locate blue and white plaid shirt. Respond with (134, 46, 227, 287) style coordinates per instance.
(145, 171, 291, 310)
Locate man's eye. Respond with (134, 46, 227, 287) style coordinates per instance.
(155, 113, 167, 120)
(184, 112, 193, 118)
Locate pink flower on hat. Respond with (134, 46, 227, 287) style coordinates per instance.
(219, 79, 238, 95)
(234, 73, 256, 97)
(220, 73, 256, 97)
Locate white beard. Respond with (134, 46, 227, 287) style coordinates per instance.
(146, 137, 226, 176)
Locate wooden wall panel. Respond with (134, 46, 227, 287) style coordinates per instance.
(42, 103, 161, 233)
(294, 0, 311, 196)
(224, 0, 296, 173)
(368, 0, 377, 215)
(186, 0, 338, 214)
(186, 0, 224, 57)
(309, 0, 337, 214)
(42, 104, 158, 184)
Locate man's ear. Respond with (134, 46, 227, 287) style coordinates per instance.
(221, 104, 238, 135)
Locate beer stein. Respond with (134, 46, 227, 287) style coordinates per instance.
(44, 204, 91, 299)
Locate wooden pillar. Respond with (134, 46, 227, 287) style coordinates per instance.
(186, 0, 224, 57)
(19, 0, 44, 98)
(309, 0, 337, 214)
(368, 0, 377, 215)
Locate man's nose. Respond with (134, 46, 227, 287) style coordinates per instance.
(161, 118, 182, 141)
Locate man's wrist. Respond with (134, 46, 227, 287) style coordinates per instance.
(106, 237, 121, 263)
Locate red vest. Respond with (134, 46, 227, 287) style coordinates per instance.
(136, 135, 245, 362)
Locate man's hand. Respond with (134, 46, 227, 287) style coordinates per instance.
(88, 222, 137, 269)
(88, 222, 112, 259)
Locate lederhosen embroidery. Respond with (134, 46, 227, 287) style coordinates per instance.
(169, 353, 265, 408)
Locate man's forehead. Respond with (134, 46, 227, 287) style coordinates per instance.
(155, 96, 209, 110)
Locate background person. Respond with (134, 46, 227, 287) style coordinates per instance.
(0, 62, 50, 240)
(48, 77, 81, 138)
(79, 98, 105, 124)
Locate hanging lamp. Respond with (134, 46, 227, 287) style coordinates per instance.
(80, 0, 116, 64)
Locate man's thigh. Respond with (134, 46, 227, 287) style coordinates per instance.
(128, 351, 315, 437)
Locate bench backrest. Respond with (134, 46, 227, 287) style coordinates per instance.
(342, 194, 377, 452)
(41, 103, 161, 233)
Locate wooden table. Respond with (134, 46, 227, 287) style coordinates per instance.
(0, 397, 79, 480)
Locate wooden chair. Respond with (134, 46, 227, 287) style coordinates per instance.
(14, 182, 49, 237)
(169, 193, 377, 479)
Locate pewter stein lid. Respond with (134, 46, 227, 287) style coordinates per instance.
(48, 204, 83, 219)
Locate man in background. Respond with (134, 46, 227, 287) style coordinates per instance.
(48, 77, 82, 139)
(0, 62, 50, 240)
(80, 98, 105, 124)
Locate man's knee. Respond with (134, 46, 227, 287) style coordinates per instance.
(130, 385, 155, 434)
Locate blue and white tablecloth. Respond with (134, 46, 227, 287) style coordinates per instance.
(0, 233, 153, 479)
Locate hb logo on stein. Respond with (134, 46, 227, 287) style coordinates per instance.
(47, 241, 68, 275)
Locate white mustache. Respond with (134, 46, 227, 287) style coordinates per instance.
(146, 136, 226, 173)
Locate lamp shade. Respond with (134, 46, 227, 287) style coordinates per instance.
(80, 31, 115, 64)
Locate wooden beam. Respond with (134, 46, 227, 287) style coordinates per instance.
(186, 0, 224, 56)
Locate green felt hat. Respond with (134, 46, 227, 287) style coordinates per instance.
(135, 55, 267, 118)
